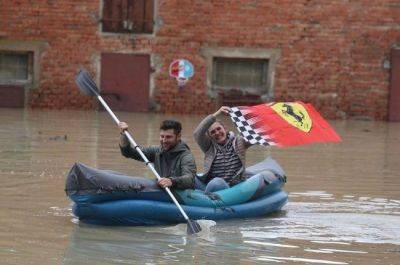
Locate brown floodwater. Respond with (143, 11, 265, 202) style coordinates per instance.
(0, 108, 399, 265)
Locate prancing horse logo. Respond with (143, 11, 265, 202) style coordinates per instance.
(271, 102, 312, 132)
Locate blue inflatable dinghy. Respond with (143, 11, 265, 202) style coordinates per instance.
(65, 157, 288, 226)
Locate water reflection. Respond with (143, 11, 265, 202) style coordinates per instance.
(63, 221, 244, 265)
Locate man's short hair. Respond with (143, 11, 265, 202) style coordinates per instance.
(160, 119, 182, 135)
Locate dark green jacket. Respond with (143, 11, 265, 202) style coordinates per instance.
(120, 140, 196, 189)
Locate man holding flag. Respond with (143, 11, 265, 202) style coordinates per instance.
(193, 102, 341, 193)
(193, 106, 252, 192)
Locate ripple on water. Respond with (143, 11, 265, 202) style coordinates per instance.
(47, 206, 73, 217)
(146, 219, 217, 242)
(241, 191, 400, 245)
(256, 256, 349, 264)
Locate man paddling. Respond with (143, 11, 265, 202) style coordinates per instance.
(119, 119, 196, 190)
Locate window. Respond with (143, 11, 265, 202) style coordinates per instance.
(102, 0, 154, 34)
(211, 57, 270, 105)
(203, 47, 280, 104)
(213, 57, 268, 93)
(0, 51, 33, 84)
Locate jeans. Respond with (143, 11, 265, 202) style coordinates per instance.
(195, 177, 230, 193)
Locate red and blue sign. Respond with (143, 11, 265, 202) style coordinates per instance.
(169, 59, 194, 80)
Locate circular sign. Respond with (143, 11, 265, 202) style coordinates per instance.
(169, 59, 194, 85)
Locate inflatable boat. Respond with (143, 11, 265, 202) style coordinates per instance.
(65, 157, 288, 226)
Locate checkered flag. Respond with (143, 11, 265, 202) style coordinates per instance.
(228, 103, 341, 147)
(229, 107, 275, 146)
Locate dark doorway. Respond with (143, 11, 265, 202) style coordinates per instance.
(0, 85, 24, 108)
(389, 49, 400, 122)
(101, 53, 150, 112)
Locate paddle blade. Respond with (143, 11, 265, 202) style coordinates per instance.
(187, 219, 202, 235)
(75, 69, 100, 97)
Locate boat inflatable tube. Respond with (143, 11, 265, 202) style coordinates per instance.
(66, 157, 288, 226)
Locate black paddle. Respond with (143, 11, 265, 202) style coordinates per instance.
(75, 69, 201, 235)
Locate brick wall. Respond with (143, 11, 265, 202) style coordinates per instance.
(1, 0, 399, 119)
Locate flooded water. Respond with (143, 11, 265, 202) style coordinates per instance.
(0, 108, 399, 265)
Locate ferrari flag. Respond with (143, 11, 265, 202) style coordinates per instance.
(229, 102, 341, 147)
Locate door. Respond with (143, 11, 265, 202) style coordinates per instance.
(0, 85, 24, 108)
(389, 49, 400, 122)
(101, 53, 150, 112)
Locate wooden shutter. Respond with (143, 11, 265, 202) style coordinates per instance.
(102, 0, 123, 33)
(102, 0, 154, 34)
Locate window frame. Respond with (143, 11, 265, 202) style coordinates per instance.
(0, 40, 47, 89)
(212, 57, 269, 95)
(202, 47, 281, 101)
(0, 51, 33, 85)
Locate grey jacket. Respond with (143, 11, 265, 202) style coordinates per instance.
(120, 140, 196, 189)
(193, 114, 251, 186)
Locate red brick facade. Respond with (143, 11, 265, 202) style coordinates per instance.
(1, 1, 399, 119)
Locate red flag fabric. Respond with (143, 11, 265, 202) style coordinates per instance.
(229, 102, 341, 147)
